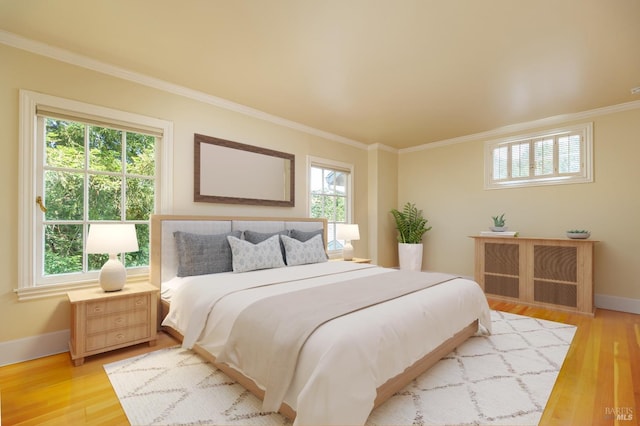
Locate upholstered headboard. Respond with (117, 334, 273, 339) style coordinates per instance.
(149, 215, 327, 289)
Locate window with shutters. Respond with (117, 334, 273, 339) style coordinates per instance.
(485, 123, 593, 189)
(18, 90, 173, 299)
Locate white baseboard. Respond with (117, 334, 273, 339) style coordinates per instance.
(0, 329, 70, 367)
(594, 293, 640, 314)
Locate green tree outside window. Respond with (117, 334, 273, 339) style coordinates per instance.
(43, 118, 155, 276)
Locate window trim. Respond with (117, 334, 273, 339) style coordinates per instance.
(17, 90, 174, 300)
(307, 156, 354, 257)
(484, 122, 593, 190)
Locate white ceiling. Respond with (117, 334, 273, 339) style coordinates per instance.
(1, 0, 639, 149)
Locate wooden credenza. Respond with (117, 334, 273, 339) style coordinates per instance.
(471, 236, 596, 315)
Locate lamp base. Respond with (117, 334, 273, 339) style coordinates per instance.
(99, 256, 126, 292)
(343, 242, 354, 261)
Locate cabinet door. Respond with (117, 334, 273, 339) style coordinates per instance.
(483, 242, 520, 298)
(532, 245, 578, 308)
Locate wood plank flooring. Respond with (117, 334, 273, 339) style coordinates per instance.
(0, 332, 178, 425)
(490, 301, 640, 426)
(1, 301, 638, 425)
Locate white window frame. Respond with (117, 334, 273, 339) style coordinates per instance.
(307, 156, 354, 258)
(484, 122, 593, 189)
(17, 90, 174, 300)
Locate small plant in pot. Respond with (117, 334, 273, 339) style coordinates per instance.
(490, 213, 507, 232)
(390, 202, 432, 270)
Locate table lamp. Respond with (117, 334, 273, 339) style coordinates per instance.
(336, 223, 360, 261)
(87, 224, 139, 292)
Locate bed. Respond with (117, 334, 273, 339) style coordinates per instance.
(150, 214, 492, 425)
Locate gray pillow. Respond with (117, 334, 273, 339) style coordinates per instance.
(227, 235, 286, 273)
(244, 230, 288, 262)
(174, 230, 241, 277)
(281, 234, 328, 266)
(289, 228, 324, 243)
(289, 229, 327, 260)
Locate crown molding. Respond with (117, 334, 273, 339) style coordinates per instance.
(0, 29, 368, 151)
(401, 99, 640, 153)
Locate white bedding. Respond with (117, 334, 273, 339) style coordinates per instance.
(162, 261, 492, 425)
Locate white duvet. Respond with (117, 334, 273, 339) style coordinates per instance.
(162, 262, 492, 425)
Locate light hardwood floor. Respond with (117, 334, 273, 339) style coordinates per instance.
(1, 301, 638, 425)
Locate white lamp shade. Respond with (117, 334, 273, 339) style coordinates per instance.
(87, 224, 139, 254)
(336, 223, 360, 241)
(337, 223, 359, 261)
(87, 224, 138, 292)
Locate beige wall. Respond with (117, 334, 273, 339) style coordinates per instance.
(367, 147, 398, 267)
(0, 44, 371, 344)
(398, 108, 640, 301)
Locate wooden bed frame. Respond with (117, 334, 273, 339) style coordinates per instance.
(149, 214, 479, 421)
(165, 317, 477, 420)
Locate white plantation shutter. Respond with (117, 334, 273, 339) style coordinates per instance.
(485, 123, 593, 189)
(511, 142, 530, 178)
(493, 145, 508, 180)
(558, 134, 582, 174)
(534, 138, 554, 176)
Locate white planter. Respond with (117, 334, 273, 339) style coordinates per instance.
(398, 243, 423, 271)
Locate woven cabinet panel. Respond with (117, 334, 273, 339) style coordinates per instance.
(484, 243, 519, 275)
(484, 275, 519, 298)
(534, 245, 577, 282)
(534, 280, 577, 307)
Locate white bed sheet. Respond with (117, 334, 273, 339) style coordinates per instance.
(162, 262, 491, 425)
(160, 275, 183, 302)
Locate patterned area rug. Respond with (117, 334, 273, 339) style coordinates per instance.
(104, 310, 576, 425)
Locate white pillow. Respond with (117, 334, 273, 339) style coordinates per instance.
(227, 235, 286, 273)
(281, 234, 328, 266)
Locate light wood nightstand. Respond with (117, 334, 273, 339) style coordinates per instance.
(67, 282, 159, 366)
(331, 257, 372, 264)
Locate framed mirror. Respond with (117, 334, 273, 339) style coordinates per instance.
(194, 134, 295, 207)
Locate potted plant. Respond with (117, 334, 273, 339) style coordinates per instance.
(390, 202, 432, 270)
(490, 213, 507, 232)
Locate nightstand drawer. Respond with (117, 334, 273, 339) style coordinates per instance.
(86, 294, 150, 316)
(86, 324, 151, 351)
(86, 309, 150, 334)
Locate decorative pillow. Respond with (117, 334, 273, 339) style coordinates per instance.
(173, 230, 241, 277)
(227, 235, 286, 273)
(289, 228, 324, 243)
(243, 230, 288, 262)
(281, 234, 328, 266)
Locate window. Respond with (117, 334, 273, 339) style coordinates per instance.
(18, 90, 173, 299)
(485, 123, 593, 189)
(308, 157, 354, 255)
(40, 118, 154, 282)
